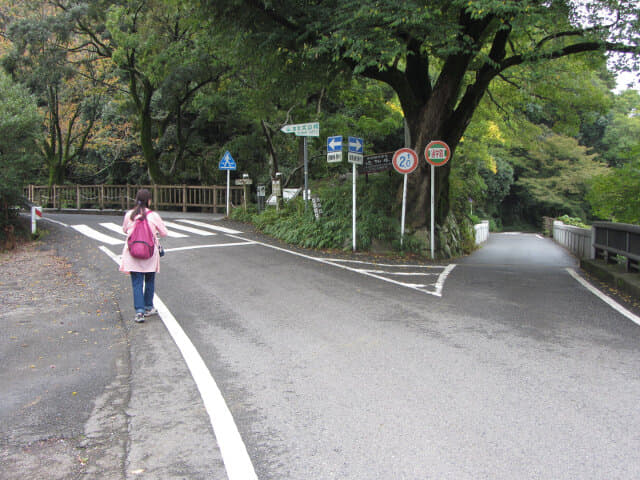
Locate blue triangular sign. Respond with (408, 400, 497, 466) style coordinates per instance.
(219, 151, 237, 170)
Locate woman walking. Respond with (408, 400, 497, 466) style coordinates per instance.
(119, 189, 168, 323)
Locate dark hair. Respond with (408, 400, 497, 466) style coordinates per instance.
(130, 189, 152, 220)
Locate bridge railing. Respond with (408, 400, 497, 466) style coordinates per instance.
(592, 222, 640, 273)
(553, 221, 591, 259)
(24, 184, 244, 213)
(551, 219, 639, 273)
(474, 220, 489, 245)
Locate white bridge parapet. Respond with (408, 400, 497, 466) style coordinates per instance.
(553, 220, 591, 258)
(474, 220, 490, 245)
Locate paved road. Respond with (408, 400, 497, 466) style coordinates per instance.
(3, 214, 640, 479)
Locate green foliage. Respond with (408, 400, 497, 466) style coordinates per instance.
(231, 175, 425, 252)
(557, 215, 589, 229)
(507, 131, 608, 222)
(587, 157, 640, 224)
(0, 72, 41, 225)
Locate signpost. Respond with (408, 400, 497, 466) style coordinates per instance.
(280, 122, 320, 204)
(327, 136, 342, 163)
(357, 152, 394, 175)
(31, 205, 43, 235)
(348, 137, 364, 251)
(392, 148, 419, 246)
(424, 141, 451, 258)
(219, 150, 237, 217)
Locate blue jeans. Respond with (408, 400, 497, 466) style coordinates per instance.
(130, 272, 155, 314)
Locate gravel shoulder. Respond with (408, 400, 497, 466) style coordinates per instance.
(0, 222, 130, 479)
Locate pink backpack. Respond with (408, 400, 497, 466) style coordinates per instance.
(127, 213, 155, 259)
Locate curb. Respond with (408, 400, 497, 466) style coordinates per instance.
(580, 258, 640, 300)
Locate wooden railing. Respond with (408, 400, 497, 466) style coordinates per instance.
(24, 184, 245, 214)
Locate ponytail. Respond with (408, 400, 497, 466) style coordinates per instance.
(130, 189, 152, 221)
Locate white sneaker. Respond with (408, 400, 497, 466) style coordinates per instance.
(134, 312, 145, 323)
(144, 307, 158, 317)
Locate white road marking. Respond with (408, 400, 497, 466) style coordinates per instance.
(164, 221, 216, 236)
(535, 234, 544, 240)
(566, 268, 640, 326)
(100, 221, 188, 238)
(176, 219, 242, 235)
(359, 270, 440, 276)
(99, 246, 258, 480)
(72, 224, 124, 245)
(100, 222, 126, 235)
(165, 242, 256, 252)
(40, 216, 68, 227)
(224, 234, 454, 297)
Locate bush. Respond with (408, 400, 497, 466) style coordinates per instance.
(557, 214, 589, 229)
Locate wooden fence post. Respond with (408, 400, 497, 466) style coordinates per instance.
(76, 185, 80, 210)
(182, 184, 187, 212)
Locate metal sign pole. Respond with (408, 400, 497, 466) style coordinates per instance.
(352, 162, 357, 251)
(430, 164, 435, 259)
(401, 174, 408, 246)
(226, 170, 230, 217)
(304, 136, 309, 206)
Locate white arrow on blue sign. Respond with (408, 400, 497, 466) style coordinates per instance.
(348, 137, 364, 154)
(219, 151, 236, 170)
(327, 136, 342, 152)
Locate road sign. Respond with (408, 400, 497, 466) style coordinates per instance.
(327, 136, 342, 152)
(348, 136, 364, 153)
(280, 122, 320, 137)
(392, 148, 419, 174)
(219, 151, 237, 170)
(357, 152, 394, 174)
(235, 178, 253, 185)
(327, 136, 343, 163)
(348, 136, 364, 165)
(425, 140, 451, 167)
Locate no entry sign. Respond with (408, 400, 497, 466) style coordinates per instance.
(392, 148, 419, 174)
(425, 141, 451, 167)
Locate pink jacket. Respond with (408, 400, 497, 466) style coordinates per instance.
(119, 208, 168, 273)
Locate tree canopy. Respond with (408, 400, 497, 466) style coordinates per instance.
(1, 0, 639, 251)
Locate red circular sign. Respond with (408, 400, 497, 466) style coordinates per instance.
(392, 148, 419, 174)
(425, 140, 451, 167)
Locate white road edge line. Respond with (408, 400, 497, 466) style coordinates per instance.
(224, 233, 455, 297)
(98, 246, 259, 480)
(165, 242, 256, 253)
(566, 267, 640, 326)
(40, 216, 69, 227)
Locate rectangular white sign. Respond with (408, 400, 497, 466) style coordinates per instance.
(280, 122, 320, 137)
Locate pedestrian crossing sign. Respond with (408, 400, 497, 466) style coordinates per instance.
(219, 151, 237, 170)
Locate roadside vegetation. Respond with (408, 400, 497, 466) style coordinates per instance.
(1, 1, 639, 255)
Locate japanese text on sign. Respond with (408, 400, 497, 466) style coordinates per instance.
(428, 147, 447, 159)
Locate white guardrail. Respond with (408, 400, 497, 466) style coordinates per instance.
(474, 220, 490, 245)
(552, 220, 591, 259)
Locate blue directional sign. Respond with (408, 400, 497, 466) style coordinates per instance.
(348, 137, 364, 154)
(327, 136, 342, 152)
(218, 151, 237, 171)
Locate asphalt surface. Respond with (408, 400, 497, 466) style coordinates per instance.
(2, 213, 639, 479)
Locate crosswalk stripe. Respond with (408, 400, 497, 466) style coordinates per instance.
(163, 221, 216, 236)
(100, 221, 188, 238)
(100, 222, 126, 236)
(72, 225, 124, 245)
(175, 219, 242, 235)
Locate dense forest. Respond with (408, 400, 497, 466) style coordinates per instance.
(1, 1, 639, 255)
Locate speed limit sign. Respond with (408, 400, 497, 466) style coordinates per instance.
(392, 148, 419, 174)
